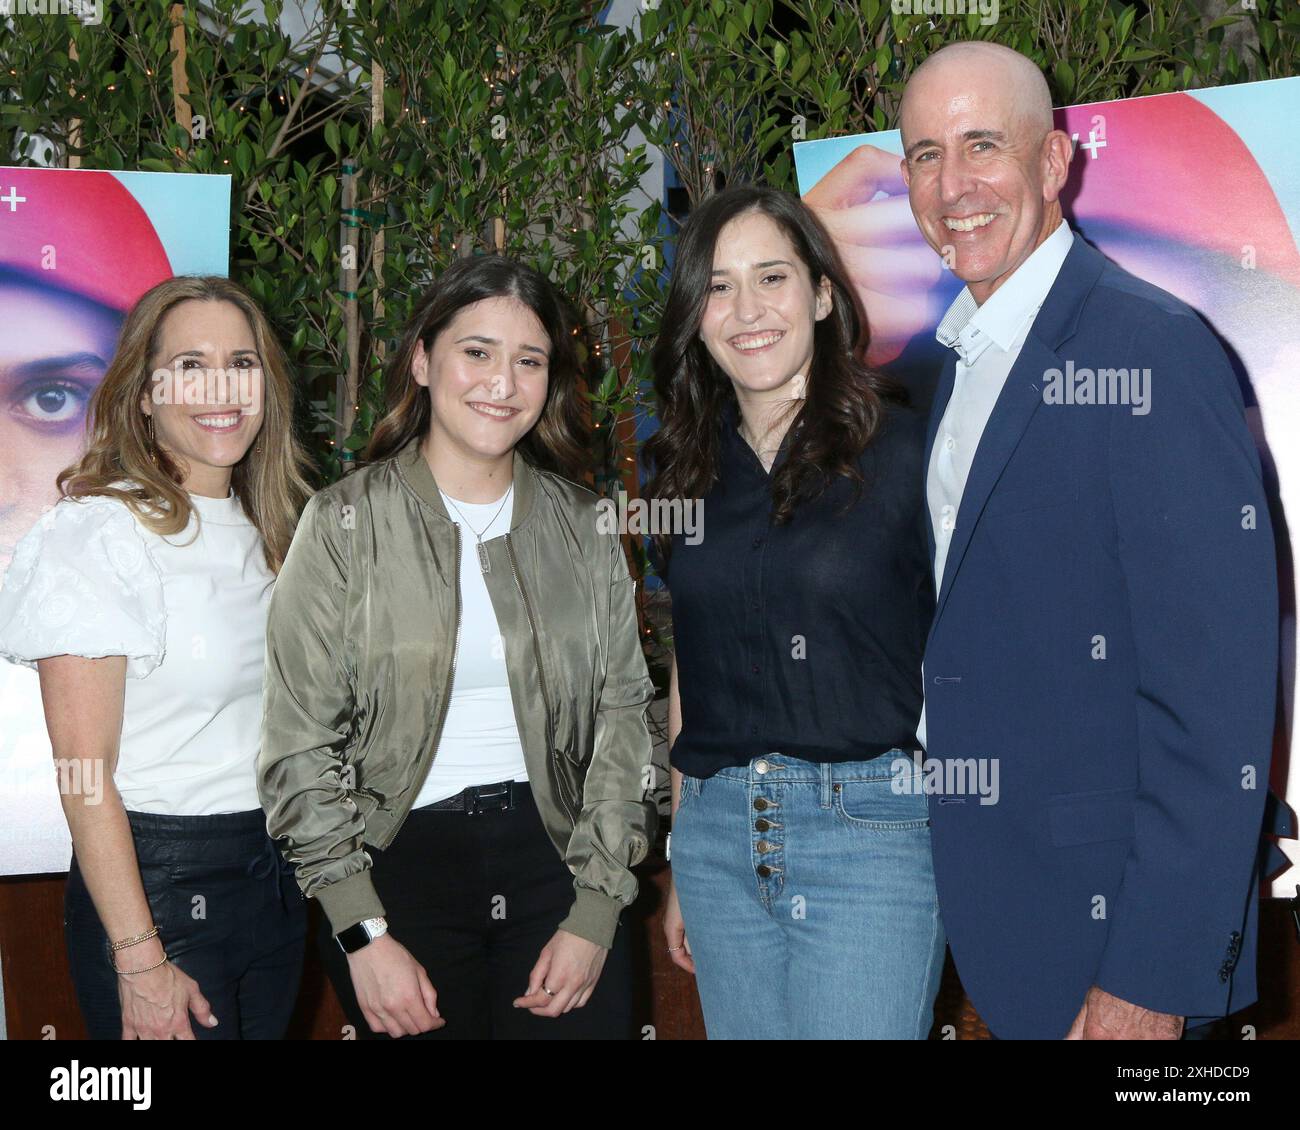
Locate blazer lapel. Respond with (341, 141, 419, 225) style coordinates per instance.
(929, 336, 1060, 634)
(922, 233, 1109, 640)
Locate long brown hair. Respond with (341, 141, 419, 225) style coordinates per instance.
(643, 185, 903, 566)
(365, 255, 588, 479)
(57, 275, 313, 573)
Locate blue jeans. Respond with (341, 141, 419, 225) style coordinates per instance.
(672, 752, 945, 1039)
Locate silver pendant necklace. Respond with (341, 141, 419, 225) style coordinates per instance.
(443, 483, 513, 573)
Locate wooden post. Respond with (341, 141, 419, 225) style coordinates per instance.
(370, 59, 385, 364)
(66, 39, 80, 168)
(339, 160, 360, 454)
(170, 4, 192, 135)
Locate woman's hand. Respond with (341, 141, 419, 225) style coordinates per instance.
(513, 929, 607, 1017)
(119, 954, 216, 1040)
(347, 934, 444, 1037)
(663, 876, 695, 974)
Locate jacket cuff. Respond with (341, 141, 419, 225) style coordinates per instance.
(314, 868, 387, 936)
(557, 885, 625, 950)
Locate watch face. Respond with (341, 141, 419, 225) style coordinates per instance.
(337, 922, 370, 954)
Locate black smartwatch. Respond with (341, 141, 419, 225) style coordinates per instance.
(336, 916, 388, 954)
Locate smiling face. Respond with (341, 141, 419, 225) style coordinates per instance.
(412, 295, 550, 467)
(140, 298, 265, 496)
(0, 280, 123, 568)
(699, 210, 831, 405)
(900, 49, 1071, 303)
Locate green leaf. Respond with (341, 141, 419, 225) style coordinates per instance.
(1053, 59, 1075, 98)
(1117, 5, 1136, 45)
(1258, 18, 1277, 58)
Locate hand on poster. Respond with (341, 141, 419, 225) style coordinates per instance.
(802, 143, 946, 368)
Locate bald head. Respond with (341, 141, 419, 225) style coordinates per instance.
(896, 41, 1072, 303)
(901, 42, 1053, 143)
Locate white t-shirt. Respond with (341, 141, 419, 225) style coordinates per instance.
(0, 488, 272, 815)
(411, 487, 528, 808)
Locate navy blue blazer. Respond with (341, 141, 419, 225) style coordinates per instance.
(922, 234, 1278, 1039)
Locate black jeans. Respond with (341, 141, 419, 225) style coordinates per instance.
(65, 808, 307, 1040)
(319, 783, 634, 1040)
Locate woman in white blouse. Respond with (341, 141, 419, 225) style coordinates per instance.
(0, 275, 312, 1039)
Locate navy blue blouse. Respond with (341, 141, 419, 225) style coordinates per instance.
(659, 402, 934, 778)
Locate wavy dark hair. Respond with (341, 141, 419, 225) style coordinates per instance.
(365, 255, 587, 480)
(643, 184, 902, 565)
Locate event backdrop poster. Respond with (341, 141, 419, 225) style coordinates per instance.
(0, 167, 231, 875)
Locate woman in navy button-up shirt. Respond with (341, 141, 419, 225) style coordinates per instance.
(645, 185, 943, 1039)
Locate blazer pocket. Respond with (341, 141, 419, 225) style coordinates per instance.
(1047, 786, 1136, 848)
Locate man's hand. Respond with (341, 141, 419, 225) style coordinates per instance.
(1065, 985, 1184, 1040)
(513, 929, 607, 1017)
(347, 934, 444, 1037)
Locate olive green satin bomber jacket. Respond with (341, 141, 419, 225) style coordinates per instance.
(257, 436, 657, 949)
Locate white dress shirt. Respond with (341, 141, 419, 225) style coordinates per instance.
(917, 220, 1074, 750)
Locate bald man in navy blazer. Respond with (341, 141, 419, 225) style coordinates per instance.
(898, 43, 1278, 1039)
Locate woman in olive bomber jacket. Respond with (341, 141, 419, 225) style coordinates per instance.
(258, 256, 657, 1040)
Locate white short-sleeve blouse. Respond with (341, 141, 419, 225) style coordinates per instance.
(0, 488, 274, 815)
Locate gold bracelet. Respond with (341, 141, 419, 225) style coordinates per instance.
(110, 927, 159, 952)
(114, 954, 170, 976)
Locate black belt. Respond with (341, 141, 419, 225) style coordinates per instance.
(420, 779, 529, 815)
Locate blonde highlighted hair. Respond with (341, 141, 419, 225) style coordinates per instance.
(57, 275, 314, 572)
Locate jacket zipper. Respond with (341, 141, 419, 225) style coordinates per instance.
(506, 533, 576, 824)
(385, 522, 462, 847)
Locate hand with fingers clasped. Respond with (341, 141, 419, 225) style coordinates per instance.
(513, 929, 607, 1017)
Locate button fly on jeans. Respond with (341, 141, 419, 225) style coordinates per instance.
(755, 759, 770, 774)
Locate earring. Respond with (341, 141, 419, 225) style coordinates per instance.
(145, 414, 159, 466)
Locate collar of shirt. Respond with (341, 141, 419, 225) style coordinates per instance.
(935, 220, 1074, 367)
